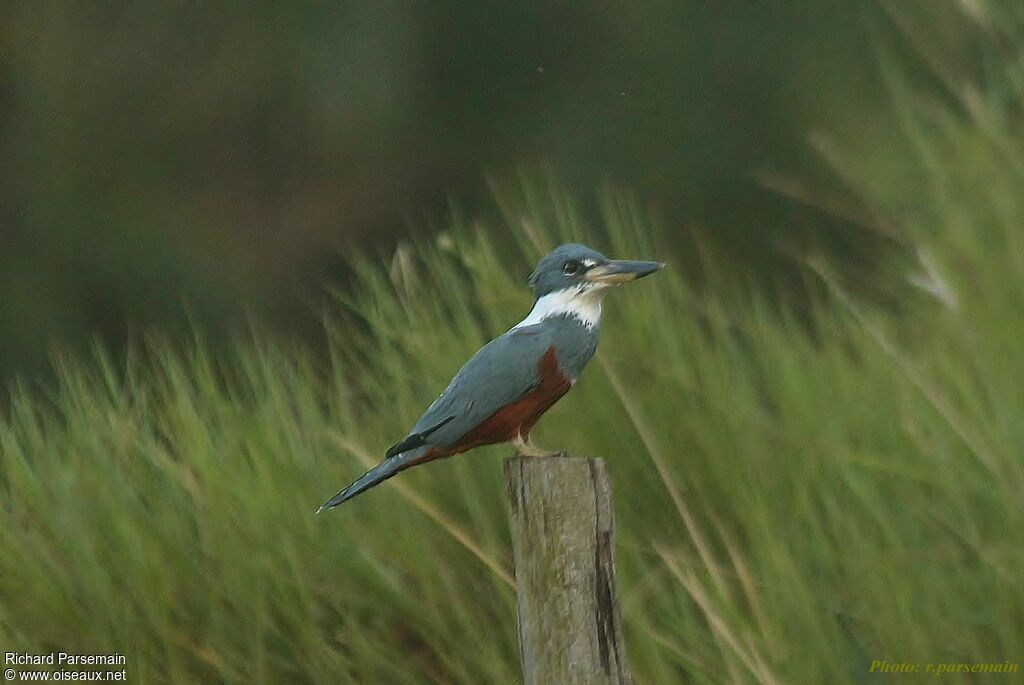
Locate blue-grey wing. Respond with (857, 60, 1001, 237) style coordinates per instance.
(403, 325, 556, 450)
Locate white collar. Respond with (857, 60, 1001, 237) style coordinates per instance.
(512, 285, 608, 330)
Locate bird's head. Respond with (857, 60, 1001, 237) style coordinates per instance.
(528, 243, 664, 299)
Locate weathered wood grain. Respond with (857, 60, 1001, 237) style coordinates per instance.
(505, 454, 632, 685)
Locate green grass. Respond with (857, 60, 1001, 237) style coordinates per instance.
(3, 4, 1024, 683)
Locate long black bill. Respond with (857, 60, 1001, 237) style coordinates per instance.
(584, 259, 665, 284)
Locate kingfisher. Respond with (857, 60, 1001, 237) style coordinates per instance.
(317, 243, 663, 511)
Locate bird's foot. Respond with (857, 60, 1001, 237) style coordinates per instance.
(512, 434, 562, 458)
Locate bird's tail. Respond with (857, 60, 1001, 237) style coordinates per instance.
(316, 447, 429, 513)
(318, 416, 456, 512)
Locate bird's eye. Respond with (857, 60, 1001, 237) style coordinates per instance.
(562, 260, 581, 275)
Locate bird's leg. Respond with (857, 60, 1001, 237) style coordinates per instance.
(512, 433, 561, 458)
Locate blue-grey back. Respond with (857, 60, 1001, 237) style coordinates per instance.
(409, 314, 599, 449)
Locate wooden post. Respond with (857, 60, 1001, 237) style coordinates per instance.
(504, 454, 632, 685)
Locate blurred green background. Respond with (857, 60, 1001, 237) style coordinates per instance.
(4, 2, 1024, 684)
(1, 0, 906, 379)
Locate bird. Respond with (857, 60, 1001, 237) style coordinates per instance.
(317, 243, 663, 512)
